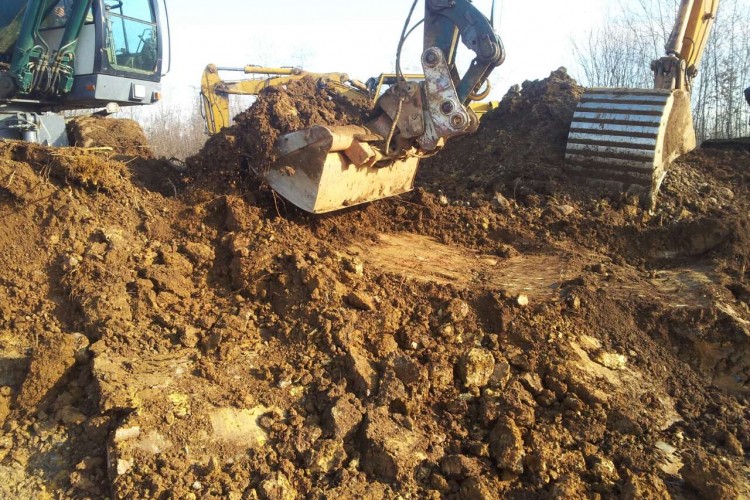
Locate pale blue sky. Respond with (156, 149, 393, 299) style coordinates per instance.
(159, 0, 608, 107)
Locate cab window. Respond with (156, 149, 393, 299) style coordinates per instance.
(103, 0, 158, 75)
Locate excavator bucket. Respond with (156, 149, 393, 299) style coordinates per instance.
(265, 125, 420, 214)
(565, 88, 696, 207)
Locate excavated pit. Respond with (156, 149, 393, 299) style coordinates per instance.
(0, 70, 748, 499)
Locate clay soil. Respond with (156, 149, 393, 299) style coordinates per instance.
(0, 73, 748, 499)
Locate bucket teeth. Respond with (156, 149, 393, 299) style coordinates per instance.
(565, 88, 696, 207)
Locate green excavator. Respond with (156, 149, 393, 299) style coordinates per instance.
(0, 0, 170, 145)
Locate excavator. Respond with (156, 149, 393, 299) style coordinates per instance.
(200, 65, 498, 136)
(565, 0, 718, 207)
(0, 0, 169, 146)
(240, 0, 504, 213)
(200, 65, 371, 136)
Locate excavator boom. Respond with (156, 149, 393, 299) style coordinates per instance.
(200, 66, 498, 137)
(566, 0, 719, 207)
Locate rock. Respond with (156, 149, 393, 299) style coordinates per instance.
(492, 192, 513, 213)
(0, 387, 12, 425)
(114, 426, 142, 443)
(558, 204, 575, 216)
(459, 348, 495, 388)
(361, 406, 430, 484)
(342, 257, 364, 276)
(546, 204, 575, 217)
(392, 355, 424, 385)
(208, 406, 270, 449)
(519, 372, 544, 395)
(438, 194, 450, 206)
(376, 368, 409, 410)
(179, 325, 200, 349)
(345, 291, 376, 311)
(489, 417, 525, 475)
(324, 396, 363, 441)
(440, 455, 482, 480)
(566, 295, 581, 310)
(306, 439, 346, 475)
(460, 476, 499, 500)
(488, 358, 511, 389)
(345, 348, 379, 397)
(446, 299, 470, 322)
(429, 355, 456, 390)
(593, 351, 627, 370)
(623, 205, 638, 217)
(719, 429, 744, 456)
(516, 294, 529, 307)
(620, 472, 670, 500)
(59, 405, 87, 425)
(592, 263, 607, 275)
(718, 187, 735, 200)
(71, 333, 90, 364)
(181, 242, 215, 267)
(589, 455, 619, 485)
(259, 472, 297, 500)
(116, 459, 133, 475)
(16, 333, 80, 414)
(680, 450, 740, 499)
(550, 475, 588, 498)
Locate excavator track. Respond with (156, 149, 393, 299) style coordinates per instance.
(565, 88, 695, 206)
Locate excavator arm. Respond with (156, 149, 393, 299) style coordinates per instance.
(267, 0, 504, 213)
(653, 0, 719, 91)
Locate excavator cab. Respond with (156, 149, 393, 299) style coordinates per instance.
(0, 0, 170, 145)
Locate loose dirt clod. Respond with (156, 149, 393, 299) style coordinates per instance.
(1, 69, 749, 498)
(67, 115, 153, 157)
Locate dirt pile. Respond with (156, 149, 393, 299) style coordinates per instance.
(419, 67, 583, 199)
(186, 76, 371, 194)
(0, 70, 749, 499)
(67, 115, 153, 158)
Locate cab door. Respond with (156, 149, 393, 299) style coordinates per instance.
(97, 0, 162, 80)
(68, 0, 165, 107)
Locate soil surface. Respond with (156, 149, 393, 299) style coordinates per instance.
(0, 70, 748, 499)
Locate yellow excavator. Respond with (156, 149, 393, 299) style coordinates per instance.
(200, 66, 498, 136)
(565, 0, 719, 207)
(200, 64, 371, 136)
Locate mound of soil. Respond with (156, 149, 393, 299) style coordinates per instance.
(67, 115, 153, 158)
(419, 67, 583, 199)
(0, 69, 748, 499)
(186, 76, 371, 194)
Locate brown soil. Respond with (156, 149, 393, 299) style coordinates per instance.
(0, 70, 748, 499)
(187, 76, 371, 191)
(67, 115, 154, 158)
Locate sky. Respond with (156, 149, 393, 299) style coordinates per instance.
(158, 0, 610, 113)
